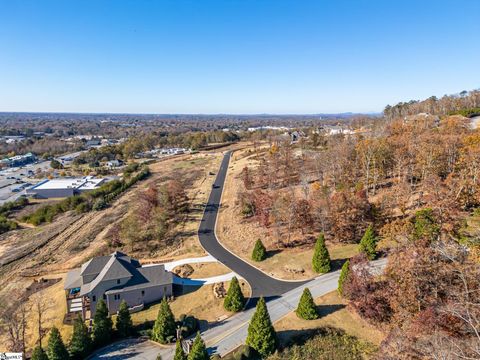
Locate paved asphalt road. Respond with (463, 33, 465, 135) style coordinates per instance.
(199, 151, 307, 299)
(91, 259, 387, 360)
(90, 151, 388, 359)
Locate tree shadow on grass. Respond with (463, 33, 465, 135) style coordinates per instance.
(316, 303, 346, 317)
(330, 258, 349, 271)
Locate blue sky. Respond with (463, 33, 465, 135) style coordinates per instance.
(0, 0, 479, 114)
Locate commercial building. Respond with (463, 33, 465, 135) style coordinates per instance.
(26, 176, 106, 198)
(0, 152, 36, 168)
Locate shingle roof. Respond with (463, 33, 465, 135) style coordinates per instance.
(105, 264, 173, 294)
(80, 256, 111, 276)
(66, 251, 172, 296)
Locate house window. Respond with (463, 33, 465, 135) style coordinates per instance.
(141, 290, 145, 296)
(117, 279, 121, 284)
(114, 294, 120, 300)
(92, 295, 96, 302)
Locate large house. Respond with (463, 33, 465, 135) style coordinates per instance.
(64, 251, 173, 320)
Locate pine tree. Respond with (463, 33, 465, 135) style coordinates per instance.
(187, 332, 209, 360)
(223, 277, 246, 312)
(296, 288, 318, 320)
(174, 339, 187, 360)
(31, 345, 48, 360)
(337, 260, 350, 296)
(312, 233, 331, 273)
(69, 314, 92, 359)
(93, 299, 113, 347)
(152, 297, 176, 344)
(359, 225, 378, 260)
(47, 326, 69, 360)
(116, 300, 134, 338)
(251, 239, 267, 262)
(246, 297, 277, 358)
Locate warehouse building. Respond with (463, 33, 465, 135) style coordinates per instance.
(26, 176, 106, 198)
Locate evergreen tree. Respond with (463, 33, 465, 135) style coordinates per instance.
(69, 314, 92, 359)
(47, 326, 69, 360)
(251, 239, 267, 262)
(359, 225, 378, 260)
(337, 260, 350, 296)
(174, 339, 187, 360)
(223, 277, 246, 312)
(246, 297, 277, 358)
(312, 233, 331, 273)
(93, 299, 113, 347)
(296, 288, 318, 320)
(31, 345, 48, 360)
(187, 332, 209, 360)
(116, 300, 134, 338)
(152, 298, 176, 344)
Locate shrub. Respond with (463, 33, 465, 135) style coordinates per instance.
(47, 327, 69, 360)
(246, 297, 277, 358)
(116, 300, 134, 338)
(338, 260, 350, 296)
(296, 288, 318, 320)
(69, 314, 92, 359)
(224, 277, 246, 312)
(152, 298, 176, 344)
(359, 225, 378, 260)
(93, 299, 113, 347)
(251, 239, 267, 262)
(312, 234, 331, 273)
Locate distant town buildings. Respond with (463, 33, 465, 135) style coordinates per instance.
(26, 176, 107, 198)
(0, 152, 36, 168)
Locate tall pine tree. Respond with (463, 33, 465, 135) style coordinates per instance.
(69, 314, 92, 359)
(246, 297, 277, 358)
(296, 288, 318, 320)
(187, 332, 209, 360)
(116, 300, 134, 338)
(31, 346, 48, 360)
(174, 339, 187, 360)
(359, 225, 378, 260)
(251, 239, 267, 262)
(337, 260, 350, 296)
(223, 277, 246, 312)
(312, 233, 331, 273)
(93, 299, 113, 347)
(47, 326, 69, 360)
(152, 297, 176, 344)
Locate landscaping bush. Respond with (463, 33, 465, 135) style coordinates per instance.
(251, 239, 267, 262)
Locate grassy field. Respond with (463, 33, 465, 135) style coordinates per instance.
(131, 280, 251, 326)
(274, 291, 385, 347)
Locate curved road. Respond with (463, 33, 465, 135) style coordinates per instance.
(90, 152, 388, 359)
(198, 151, 307, 298)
